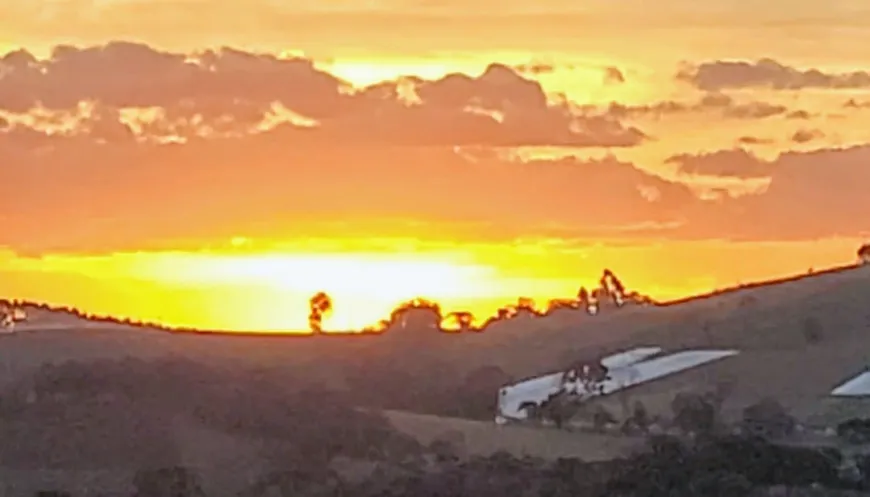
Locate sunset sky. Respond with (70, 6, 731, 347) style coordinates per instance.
(1, 0, 868, 331)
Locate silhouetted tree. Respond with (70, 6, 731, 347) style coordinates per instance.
(546, 298, 580, 313)
(858, 243, 870, 264)
(577, 286, 590, 308)
(308, 291, 333, 333)
(389, 298, 442, 332)
(601, 269, 626, 306)
(515, 297, 540, 317)
(587, 289, 601, 315)
(444, 310, 475, 332)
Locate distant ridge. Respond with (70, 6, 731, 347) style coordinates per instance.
(656, 262, 863, 307)
(3, 261, 866, 336)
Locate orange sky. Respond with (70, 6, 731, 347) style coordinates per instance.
(0, 0, 868, 331)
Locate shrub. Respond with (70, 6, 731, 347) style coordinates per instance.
(132, 467, 206, 497)
(592, 405, 618, 431)
(646, 434, 687, 460)
(742, 398, 796, 439)
(671, 392, 717, 434)
(430, 430, 467, 461)
(686, 470, 752, 497)
(836, 418, 870, 444)
(631, 401, 650, 431)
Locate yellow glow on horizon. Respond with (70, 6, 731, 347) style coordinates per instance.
(138, 251, 501, 297)
(2, 236, 864, 333)
(5, 248, 514, 332)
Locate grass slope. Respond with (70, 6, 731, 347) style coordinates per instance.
(1, 262, 869, 474)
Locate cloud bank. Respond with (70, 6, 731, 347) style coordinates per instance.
(0, 42, 645, 147)
(678, 58, 870, 91)
(1, 42, 868, 255)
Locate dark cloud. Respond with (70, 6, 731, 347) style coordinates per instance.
(0, 43, 350, 115)
(0, 42, 645, 148)
(603, 66, 625, 85)
(677, 58, 870, 91)
(3, 124, 867, 253)
(844, 98, 870, 109)
(667, 148, 773, 179)
(0, 133, 691, 254)
(786, 110, 812, 120)
(704, 145, 870, 240)
(589, 92, 798, 121)
(512, 62, 625, 85)
(790, 129, 824, 144)
(736, 136, 774, 146)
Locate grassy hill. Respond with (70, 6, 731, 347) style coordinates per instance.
(1, 262, 869, 483)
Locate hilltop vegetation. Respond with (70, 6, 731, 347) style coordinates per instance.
(2, 267, 654, 334)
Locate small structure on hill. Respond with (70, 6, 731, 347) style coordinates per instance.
(495, 347, 739, 425)
(831, 369, 870, 397)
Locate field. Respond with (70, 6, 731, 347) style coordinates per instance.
(380, 409, 642, 460)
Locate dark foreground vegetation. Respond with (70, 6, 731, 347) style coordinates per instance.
(1, 357, 870, 497)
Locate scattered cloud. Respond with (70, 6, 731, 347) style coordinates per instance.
(736, 136, 774, 146)
(790, 128, 825, 144)
(844, 98, 870, 109)
(1, 42, 867, 253)
(511, 62, 560, 75)
(667, 148, 773, 179)
(588, 92, 800, 121)
(603, 66, 625, 85)
(512, 62, 625, 86)
(707, 145, 870, 240)
(785, 110, 812, 120)
(677, 58, 870, 91)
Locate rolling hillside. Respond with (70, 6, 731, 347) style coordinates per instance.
(1, 262, 869, 478)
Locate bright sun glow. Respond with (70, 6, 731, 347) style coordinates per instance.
(2, 237, 863, 333)
(7, 249, 508, 332)
(166, 253, 500, 331)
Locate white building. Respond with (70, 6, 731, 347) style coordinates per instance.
(495, 347, 739, 422)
